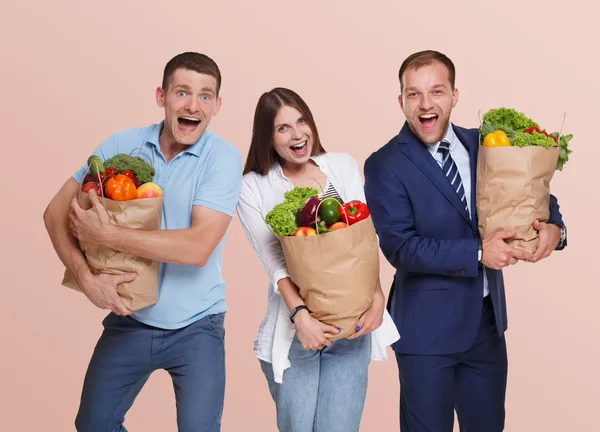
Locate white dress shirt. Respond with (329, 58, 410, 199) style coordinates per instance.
(236, 152, 401, 384)
(426, 125, 489, 297)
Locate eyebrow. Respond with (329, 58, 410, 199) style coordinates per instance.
(404, 84, 447, 92)
(172, 84, 216, 94)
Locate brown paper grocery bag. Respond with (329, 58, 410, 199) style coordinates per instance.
(62, 190, 163, 311)
(279, 215, 380, 340)
(476, 146, 559, 253)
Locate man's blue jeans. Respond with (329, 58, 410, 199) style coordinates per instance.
(75, 312, 226, 432)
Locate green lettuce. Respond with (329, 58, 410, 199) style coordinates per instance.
(513, 131, 556, 148)
(482, 107, 538, 132)
(265, 187, 319, 236)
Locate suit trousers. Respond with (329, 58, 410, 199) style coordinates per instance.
(395, 295, 508, 432)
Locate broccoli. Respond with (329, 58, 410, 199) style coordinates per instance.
(265, 187, 319, 236)
(104, 153, 155, 184)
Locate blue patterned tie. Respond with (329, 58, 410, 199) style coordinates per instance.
(438, 141, 469, 215)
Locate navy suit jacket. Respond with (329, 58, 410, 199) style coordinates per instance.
(364, 122, 566, 355)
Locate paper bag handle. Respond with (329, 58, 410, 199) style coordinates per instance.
(81, 159, 106, 198)
(129, 147, 155, 168)
(314, 197, 348, 235)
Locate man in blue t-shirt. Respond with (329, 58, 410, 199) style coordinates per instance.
(44, 52, 242, 431)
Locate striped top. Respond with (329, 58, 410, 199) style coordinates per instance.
(320, 179, 344, 203)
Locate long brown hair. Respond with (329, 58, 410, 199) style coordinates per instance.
(243, 87, 326, 175)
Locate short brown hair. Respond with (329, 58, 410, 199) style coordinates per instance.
(162, 52, 222, 95)
(243, 88, 326, 176)
(398, 50, 456, 92)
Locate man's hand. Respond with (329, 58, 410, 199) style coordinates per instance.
(482, 229, 534, 270)
(347, 289, 385, 340)
(80, 272, 137, 316)
(294, 310, 341, 351)
(69, 190, 114, 245)
(530, 220, 561, 263)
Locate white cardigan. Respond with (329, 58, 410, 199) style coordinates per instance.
(236, 152, 400, 384)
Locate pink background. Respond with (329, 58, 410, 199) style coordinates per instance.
(2, 0, 598, 430)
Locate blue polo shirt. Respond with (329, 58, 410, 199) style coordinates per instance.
(74, 122, 242, 329)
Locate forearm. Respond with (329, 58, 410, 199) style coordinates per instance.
(548, 194, 564, 226)
(277, 277, 305, 313)
(44, 182, 93, 287)
(374, 279, 385, 300)
(547, 194, 567, 250)
(102, 225, 208, 267)
(45, 212, 93, 286)
(383, 235, 479, 277)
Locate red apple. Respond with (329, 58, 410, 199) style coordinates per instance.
(293, 227, 317, 236)
(137, 182, 163, 199)
(329, 222, 348, 231)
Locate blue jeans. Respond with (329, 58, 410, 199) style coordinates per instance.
(260, 334, 371, 432)
(75, 312, 226, 432)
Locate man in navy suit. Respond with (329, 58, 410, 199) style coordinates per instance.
(364, 50, 567, 431)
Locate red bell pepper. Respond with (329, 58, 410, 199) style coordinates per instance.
(339, 200, 370, 225)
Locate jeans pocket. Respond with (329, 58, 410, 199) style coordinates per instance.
(207, 313, 226, 340)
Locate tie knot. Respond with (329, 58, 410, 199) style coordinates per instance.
(438, 140, 450, 154)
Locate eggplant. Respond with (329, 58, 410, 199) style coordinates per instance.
(295, 196, 320, 227)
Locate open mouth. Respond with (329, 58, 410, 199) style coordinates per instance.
(178, 116, 201, 132)
(419, 113, 438, 129)
(290, 141, 308, 155)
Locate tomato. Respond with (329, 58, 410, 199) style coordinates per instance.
(523, 126, 540, 134)
(81, 181, 102, 195)
(105, 166, 118, 176)
(121, 169, 140, 187)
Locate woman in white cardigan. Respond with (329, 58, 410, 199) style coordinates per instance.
(236, 87, 399, 431)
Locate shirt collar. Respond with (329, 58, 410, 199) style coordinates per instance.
(146, 121, 210, 158)
(427, 123, 458, 156)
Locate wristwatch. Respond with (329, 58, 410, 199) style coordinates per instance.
(289, 305, 310, 323)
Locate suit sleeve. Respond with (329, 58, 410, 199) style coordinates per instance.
(548, 194, 567, 250)
(364, 154, 479, 277)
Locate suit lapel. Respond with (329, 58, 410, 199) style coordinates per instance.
(397, 122, 471, 225)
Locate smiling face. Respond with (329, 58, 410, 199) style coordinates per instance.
(399, 60, 458, 145)
(156, 67, 222, 147)
(272, 105, 313, 167)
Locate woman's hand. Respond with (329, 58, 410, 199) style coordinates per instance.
(293, 309, 341, 350)
(347, 288, 385, 340)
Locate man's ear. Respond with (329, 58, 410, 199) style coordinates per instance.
(156, 86, 165, 108)
(452, 87, 459, 108)
(213, 96, 222, 116)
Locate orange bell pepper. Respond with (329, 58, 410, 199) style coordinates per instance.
(105, 174, 137, 201)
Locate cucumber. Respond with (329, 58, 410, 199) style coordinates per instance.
(87, 155, 105, 177)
